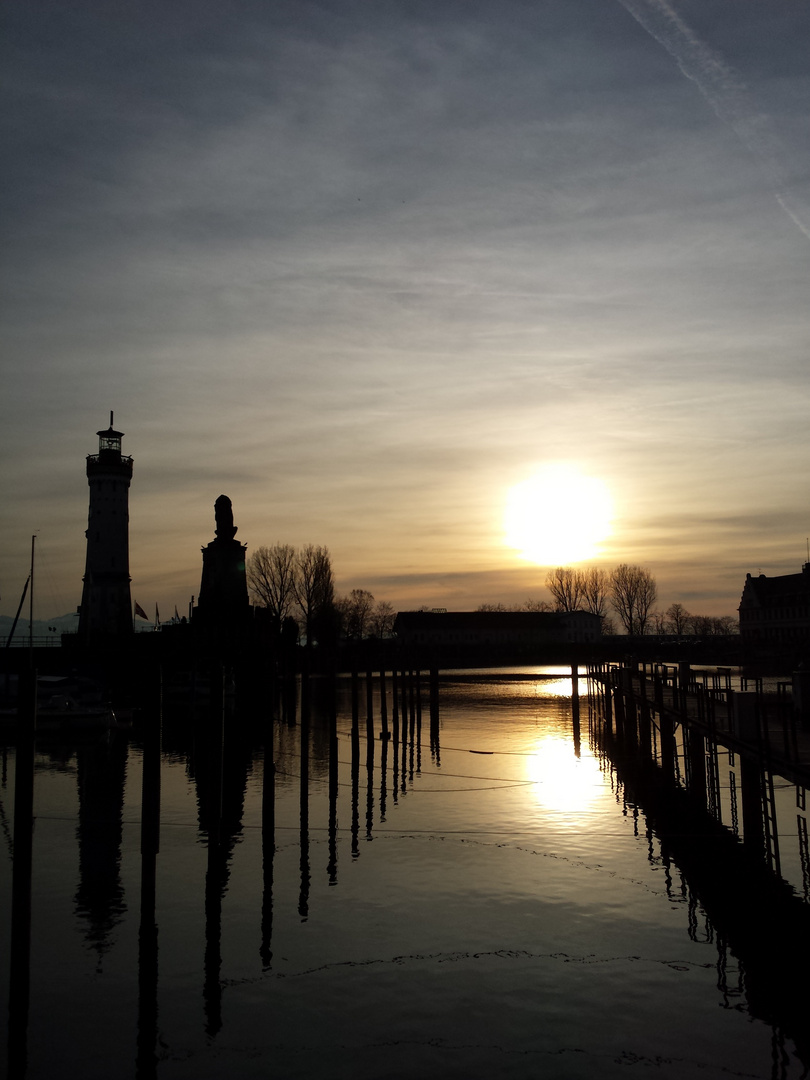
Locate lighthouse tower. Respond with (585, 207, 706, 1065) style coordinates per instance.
(78, 413, 133, 641)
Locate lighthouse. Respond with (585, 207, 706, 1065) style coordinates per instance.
(78, 413, 133, 641)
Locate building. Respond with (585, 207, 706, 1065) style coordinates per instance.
(738, 564, 810, 648)
(77, 415, 133, 641)
(393, 610, 601, 658)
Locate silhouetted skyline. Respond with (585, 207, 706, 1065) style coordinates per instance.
(2, 1, 809, 620)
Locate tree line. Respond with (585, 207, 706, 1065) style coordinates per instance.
(246, 543, 396, 645)
(248, 545, 737, 643)
(479, 565, 738, 637)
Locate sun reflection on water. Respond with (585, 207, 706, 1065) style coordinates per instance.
(526, 734, 603, 813)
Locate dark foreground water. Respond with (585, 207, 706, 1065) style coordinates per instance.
(2, 669, 808, 1079)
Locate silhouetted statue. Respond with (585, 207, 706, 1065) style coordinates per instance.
(196, 495, 250, 649)
(214, 494, 237, 540)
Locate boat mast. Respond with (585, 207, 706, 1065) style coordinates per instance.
(29, 534, 36, 660)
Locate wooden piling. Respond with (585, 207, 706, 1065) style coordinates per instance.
(137, 664, 161, 1080)
(686, 727, 707, 811)
(366, 669, 374, 744)
(8, 669, 36, 1080)
(351, 669, 360, 742)
(260, 713, 276, 967)
(379, 669, 389, 738)
(298, 695, 310, 919)
(327, 683, 338, 887)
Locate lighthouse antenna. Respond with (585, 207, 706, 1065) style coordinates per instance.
(110, 410, 114, 428)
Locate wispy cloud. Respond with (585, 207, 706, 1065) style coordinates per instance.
(618, 0, 810, 240)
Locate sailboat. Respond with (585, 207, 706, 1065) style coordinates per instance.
(1, 536, 117, 730)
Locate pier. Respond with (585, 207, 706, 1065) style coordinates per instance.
(587, 660, 810, 889)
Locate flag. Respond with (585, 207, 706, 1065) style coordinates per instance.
(155, 604, 160, 627)
(134, 602, 148, 620)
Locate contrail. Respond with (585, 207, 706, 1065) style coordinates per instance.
(618, 0, 810, 241)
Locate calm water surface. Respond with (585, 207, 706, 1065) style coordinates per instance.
(1, 668, 806, 1079)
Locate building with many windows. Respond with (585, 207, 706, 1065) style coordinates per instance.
(738, 564, 810, 648)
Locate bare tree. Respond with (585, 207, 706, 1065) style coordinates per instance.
(689, 614, 714, 636)
(545, 567, 583, 612)
(687, 614, 738, 636)
(294, 544, 335, 645)
(649, 611, 667, 636)
(341, 588, 375, 639)
(247, 543, 297, 628)
(524, 598, 553, 612)
(579, 568, 609, 618)
(609, 564, 657, 635)
(633, 568, 657, 636)
(369, 599, 396, 638)
(665, 602, 690, 635)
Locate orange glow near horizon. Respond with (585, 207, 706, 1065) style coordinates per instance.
(504, 464, 613, 566)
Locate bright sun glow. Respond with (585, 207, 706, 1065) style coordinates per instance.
(504, 464, 612, 565)
(526, 735, 603, 813)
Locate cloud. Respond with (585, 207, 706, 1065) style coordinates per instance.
(617, 0, 810, 240)
(2, 1, 808, 622)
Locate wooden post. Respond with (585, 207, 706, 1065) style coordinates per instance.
(379, 732, 389, 821)
(739, 754, 765, 855)
(137, 665, 161, 1079)
(326, 701, 338, 886)
(351, 669, 360, 743)
(204, 664, 225, 1037)
(366, 669, 374, 745)
(429, 667, 439, 726)
(379, 669, 389, 738)
(140, 666, 162, 904)
(571, 663, 581, 755)
(685, 727, 707, 810)
(8, 668, 36, 1079)
(260, 707, 276, 967)
(350, 705, 360, 858)
(612, 674, 625, 741)
(409, 670, 417, 781)
(638, 679, 653, 760)
(392, 669, 400, 746)
(659, 714, 677, 783)
(298, 695, 310, 919)
(603, 674, 613, 736)
(392, 668, 400, 727)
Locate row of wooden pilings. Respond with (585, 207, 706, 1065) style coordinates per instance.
(346, 666, 439, 743)
(8, 660, 577, 1077)
(588, 662, 777, 868)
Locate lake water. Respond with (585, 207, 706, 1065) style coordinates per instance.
(2, 667, 808, 1079)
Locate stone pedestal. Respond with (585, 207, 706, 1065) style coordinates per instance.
(196, 496, 249, 650)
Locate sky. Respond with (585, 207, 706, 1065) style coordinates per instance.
(2, 0, 809, 622)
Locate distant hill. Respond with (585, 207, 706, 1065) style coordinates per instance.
(0, 612, 78, 639)
(0, 612, 155, 642)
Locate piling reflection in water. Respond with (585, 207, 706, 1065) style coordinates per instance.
(136, 668, 161, 1080)
(74, 734, 128, 961)
(588, 670, 810, 1070)
(3, 665, 810, 1079)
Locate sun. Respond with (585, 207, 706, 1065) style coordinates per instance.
(504, 464, 612, 566)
